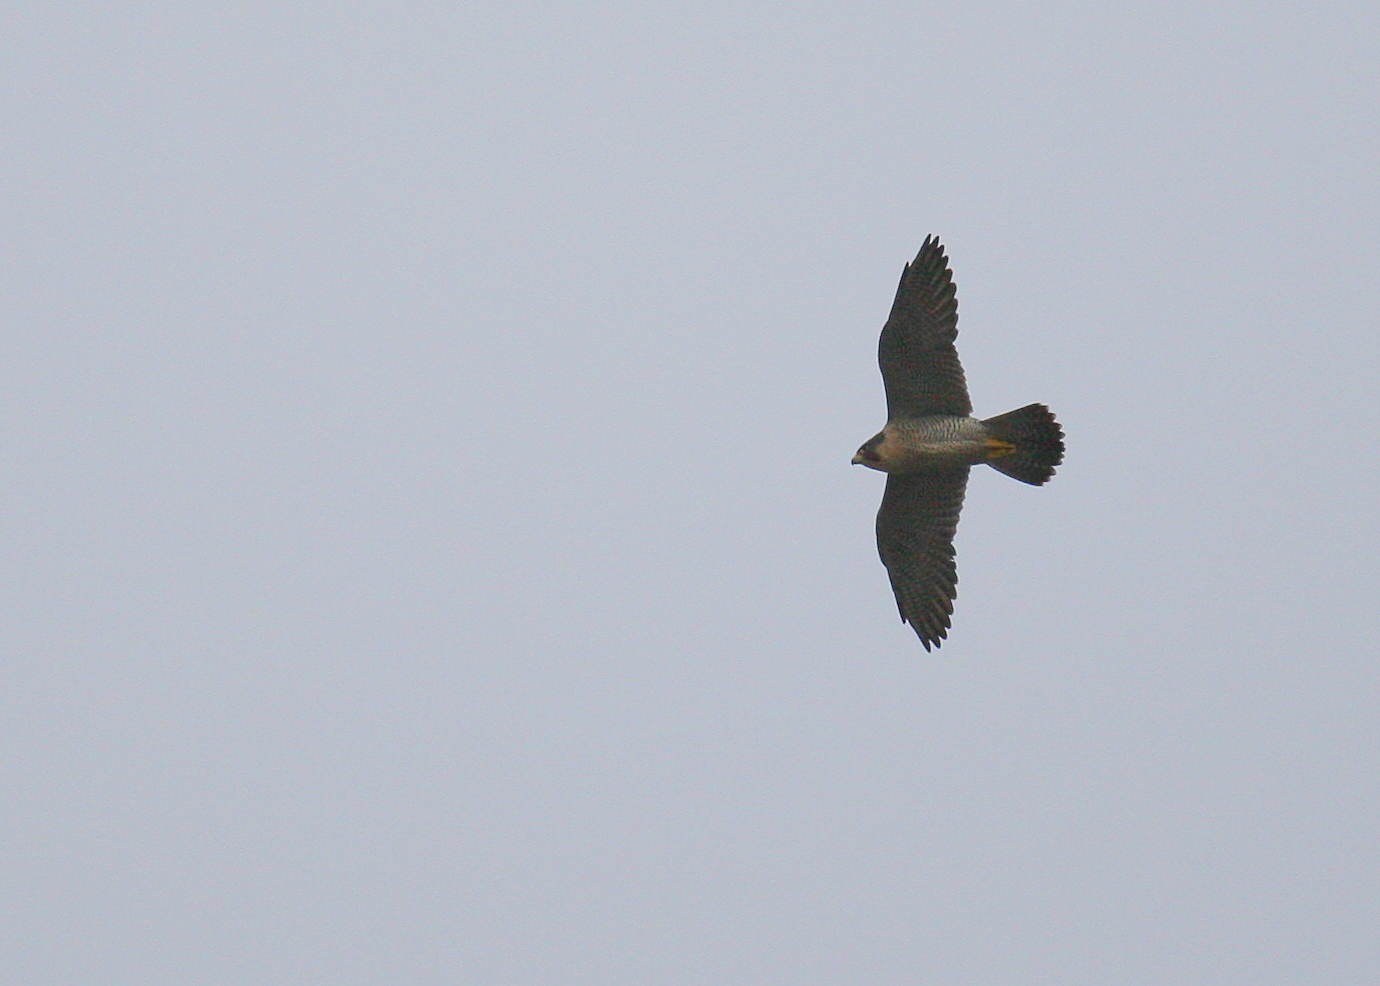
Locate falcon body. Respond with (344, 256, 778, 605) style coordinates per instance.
(853, 237, 1064, 650)
(855, 415, 996, 472)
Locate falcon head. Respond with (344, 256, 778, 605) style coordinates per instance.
(851, 432, 887, 470)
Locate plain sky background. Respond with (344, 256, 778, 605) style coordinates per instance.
(3, 3, 1378, 984)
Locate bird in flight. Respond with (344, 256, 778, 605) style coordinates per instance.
(853, 237, 1064, 650)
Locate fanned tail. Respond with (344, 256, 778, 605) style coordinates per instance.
(982, 404, 1064, 486)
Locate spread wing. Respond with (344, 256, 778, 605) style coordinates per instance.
(878, 236, 971, 417)
(876, 469, 969, 650)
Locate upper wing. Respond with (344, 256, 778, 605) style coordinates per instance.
(876, 469, 969, 650)
(878, 236, 971, 417)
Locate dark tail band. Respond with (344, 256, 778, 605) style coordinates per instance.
(982, 403, 1064, 485)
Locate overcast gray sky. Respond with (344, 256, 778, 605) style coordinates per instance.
(3, 3, 1378, 984)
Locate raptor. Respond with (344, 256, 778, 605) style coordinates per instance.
(853, 237, 1064, 650)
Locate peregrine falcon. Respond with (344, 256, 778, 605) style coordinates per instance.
(853, 237, 1064, 650)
